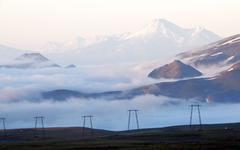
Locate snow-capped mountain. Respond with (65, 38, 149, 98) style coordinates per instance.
(124, 19, 219, 45)
(41, 19, 221, 65)
(0, 53, 60, 69)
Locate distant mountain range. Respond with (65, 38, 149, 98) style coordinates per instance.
(41, 19, 221, 65)
(0, 19, 221, 65)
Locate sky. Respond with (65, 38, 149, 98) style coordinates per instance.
(0, 0, 240, 50)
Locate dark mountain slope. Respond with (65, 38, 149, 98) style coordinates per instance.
(148, 60, 202, 79)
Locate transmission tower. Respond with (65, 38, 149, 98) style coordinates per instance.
(34, 116, 46, 138)
(127, 110, 140, 130)
(82, 115, 94, 137)
(0, 118, 6, 136)
(189, 104, 202, 129)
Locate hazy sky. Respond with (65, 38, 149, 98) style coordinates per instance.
(0, 0, 239, 50)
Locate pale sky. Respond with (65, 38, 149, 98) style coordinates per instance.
(0, 0, 240, 50)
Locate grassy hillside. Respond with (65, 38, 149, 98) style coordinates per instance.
(1, 123, 240, 149)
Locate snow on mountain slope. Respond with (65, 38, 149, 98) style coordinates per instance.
(41, 19, 221, 65)
(176, 34, 240, 76)
(178, 34, 240, 66)
(124, 19, 188, 40)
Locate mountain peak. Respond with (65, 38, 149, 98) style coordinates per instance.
(145, 18, 182, 34)
(15, 53, 49, 62)
(125, 18, 186, 40)
(172, 60, 184, 65)
(150, 18, 176, 26)
(148, 60, 202, 79)
(0, 52, 61, 69)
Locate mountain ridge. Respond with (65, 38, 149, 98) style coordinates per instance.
(178, 34, 240, 68)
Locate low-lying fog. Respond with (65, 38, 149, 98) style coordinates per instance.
(0, 65, 239, 130)
(1, 96, 240, 130)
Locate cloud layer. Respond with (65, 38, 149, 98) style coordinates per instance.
(0, 66, 239, 130)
